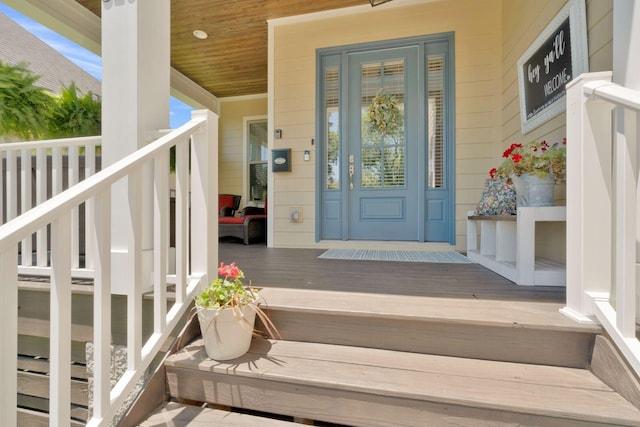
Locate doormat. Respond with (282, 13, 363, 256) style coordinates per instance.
(318, 249, 473, 264)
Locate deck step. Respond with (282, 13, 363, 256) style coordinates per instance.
(138, 288, 638, 426)
(165, 338, 640, 427)
(139, 401, 299, 426)
(256, 287, 601, 367)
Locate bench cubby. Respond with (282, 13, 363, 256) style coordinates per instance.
(466, 206, 566, 286)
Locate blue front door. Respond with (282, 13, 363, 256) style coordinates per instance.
(317, 34, 455, 244)
(347, 47, 420, 240)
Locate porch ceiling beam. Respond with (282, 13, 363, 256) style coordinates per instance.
(4, 0, 102, 57)
(170, 68, 219, 113)
(5, 0, 218, 113)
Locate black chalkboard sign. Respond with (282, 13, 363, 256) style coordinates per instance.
(522, 18, 572, 120)
(517, 0, 588, 134)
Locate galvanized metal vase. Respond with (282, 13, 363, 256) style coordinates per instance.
(512, 173, 555, 208)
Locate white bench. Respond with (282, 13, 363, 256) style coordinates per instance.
(466, 206, 566, 286)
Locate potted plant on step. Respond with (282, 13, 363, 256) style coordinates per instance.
(195, 262, 278, 360)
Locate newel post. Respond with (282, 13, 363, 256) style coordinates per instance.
(613, 0, 640, 327)
(190, 110, 219, 286)
(562, 72, 614, 323)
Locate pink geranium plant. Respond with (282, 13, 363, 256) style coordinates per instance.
(195, 262, 279, 338)
(196, 262, 257, 309)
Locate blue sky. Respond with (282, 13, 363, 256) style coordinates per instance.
(0, 2, 193, 128)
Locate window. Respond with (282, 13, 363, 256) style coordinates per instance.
(247, 119, 268, 202)
(324, 64, 340, 190)
(360, 59, 406, 188)
(427, 54, 445, 188)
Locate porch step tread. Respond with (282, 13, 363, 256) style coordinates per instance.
(139, 401, 298, 426)
(257, 287, 600, 333)
(166, 338, 640, 426)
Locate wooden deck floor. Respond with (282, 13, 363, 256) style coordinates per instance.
(218, 241, 566, 303)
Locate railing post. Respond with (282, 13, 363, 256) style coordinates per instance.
(20, 149, 32, 266)
(0, 251, 17, 427)
(190, 110, 218, 286)
(128, 169, 143, 371)
(92, 190, 112, 421)
(613, 106, 638, 336)
(153, 150, 169, 332)
(52, 146, 63, 195)
(6, 150, 17, 222)
(562, 72, 615, 322)
(69, 145, 81, 269)
(36, 147, 48, 266)
(0, 152, 4, 224)
(613, 0, 640, 326)
(49, 213, 72, 425)
(175, 141, 189, 304)
(85, 144, 97, 269)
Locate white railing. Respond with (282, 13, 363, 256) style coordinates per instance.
(0, 135, 101, 277)
(0, 109, 218, 426)
(563, 72, 640, 377)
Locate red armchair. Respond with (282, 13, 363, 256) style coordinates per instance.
(218, 194, 241, 217)
(218, 198, 267, 245)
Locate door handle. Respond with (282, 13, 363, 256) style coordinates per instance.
(348, 154, 355, 190)
(348, 164, 354, 190)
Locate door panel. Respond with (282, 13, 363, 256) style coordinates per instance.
(347, 47, 419, 240)
(360, 197, 405, 220)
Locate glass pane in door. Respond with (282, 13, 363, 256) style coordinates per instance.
(427, 54, 445, 188)
(324, 65, 340, 190)
(360, 59, 405, 188)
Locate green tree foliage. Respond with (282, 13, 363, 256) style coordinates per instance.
(46, 82, 101, 138)
(0, 61, 52, 140)
(0, 62, 102, 141)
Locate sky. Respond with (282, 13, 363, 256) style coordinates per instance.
(0, 2, 193, 128)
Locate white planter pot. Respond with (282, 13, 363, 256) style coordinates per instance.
(196, 304, 256, 360)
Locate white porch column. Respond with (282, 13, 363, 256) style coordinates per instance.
(102, 0, 170, 294)
(613, 0, 640, 323)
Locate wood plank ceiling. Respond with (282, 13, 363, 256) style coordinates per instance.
(74, 0, 369, 98)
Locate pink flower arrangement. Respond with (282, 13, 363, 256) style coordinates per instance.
(195, 262, 256, 309)
(218, 262, 243, 281)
